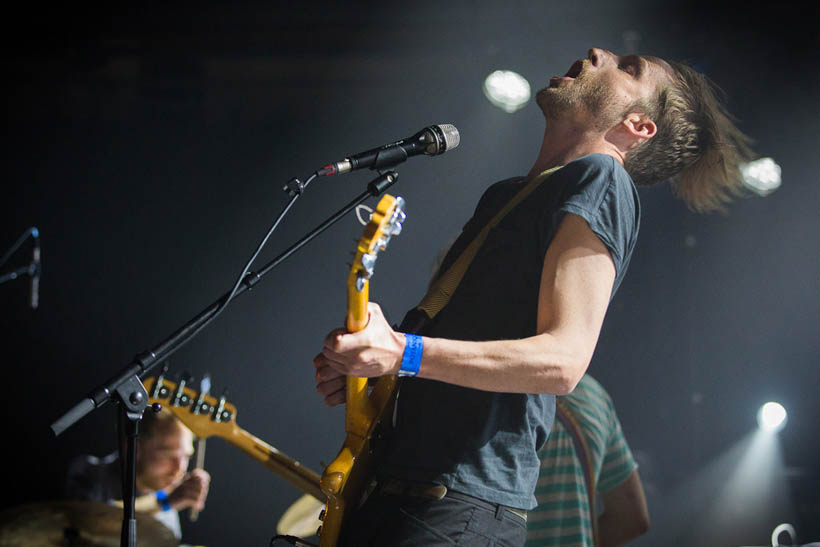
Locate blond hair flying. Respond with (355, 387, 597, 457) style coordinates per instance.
(625, 60, 755, 213)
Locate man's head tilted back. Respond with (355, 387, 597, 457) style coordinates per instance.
(537, 48, 754, 212)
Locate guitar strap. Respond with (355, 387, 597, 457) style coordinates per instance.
(414, 165, 563, 320)
(555, 398, 599, 546)
(402, 165, 599, 544)
(392, 164, 562, 427)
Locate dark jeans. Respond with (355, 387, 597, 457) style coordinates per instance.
(338, 488, 527, 547)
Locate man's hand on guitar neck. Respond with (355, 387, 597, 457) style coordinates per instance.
(314, 303, 404, 407)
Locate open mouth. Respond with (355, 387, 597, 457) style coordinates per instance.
(548, 58, 585, 87)
(564, 59, 584, 79)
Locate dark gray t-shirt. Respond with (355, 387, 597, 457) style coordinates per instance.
(386, 153, 640, 510)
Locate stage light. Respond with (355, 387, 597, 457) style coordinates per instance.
(740, 157, 781, 196)
(483, 70, 531, 113)
(771, 523, 796, 546)
(757, 402, 787, 432)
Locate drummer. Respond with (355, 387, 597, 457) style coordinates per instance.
(65, 409, 211, 539)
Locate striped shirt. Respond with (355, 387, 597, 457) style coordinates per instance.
(526, 375, 637, 546)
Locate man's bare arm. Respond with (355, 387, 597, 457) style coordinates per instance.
(597, 470, 650, 546)
(315, 213, 616, 401)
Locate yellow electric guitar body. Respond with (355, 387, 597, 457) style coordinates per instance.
(318, 194, 406, 546)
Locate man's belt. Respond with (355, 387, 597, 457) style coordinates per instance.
(377, 478, 527, 522)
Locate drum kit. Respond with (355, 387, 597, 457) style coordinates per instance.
(0, 501, 177, 547)
(0, 370, 328, 547)
(0, 496, 322, 547)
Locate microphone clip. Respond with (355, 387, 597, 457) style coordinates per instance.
(283, 177, 306, 197)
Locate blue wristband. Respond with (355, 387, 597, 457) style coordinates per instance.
(398, 334, 423, 377)
(155, 489, 171, 512)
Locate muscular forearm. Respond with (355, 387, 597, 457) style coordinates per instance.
(415, 332, 589, 395)
(316, 304, 599, 403)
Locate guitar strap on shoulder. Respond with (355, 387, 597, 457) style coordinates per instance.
(393, 166, 563, 433)
(414, 165, 562, 320)
(555, 398, 599, 547)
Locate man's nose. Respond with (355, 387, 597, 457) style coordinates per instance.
(588, 48, 614, 68)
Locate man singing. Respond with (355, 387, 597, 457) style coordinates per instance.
(314, 47, 752, 546)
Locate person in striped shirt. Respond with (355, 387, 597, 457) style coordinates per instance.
(527, 374, 649, 546)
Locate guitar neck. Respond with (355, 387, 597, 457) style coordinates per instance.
(224, 425, 325, 501)
(346, 280, 374, 436)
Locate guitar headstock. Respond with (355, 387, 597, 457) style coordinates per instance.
(144, 373, 237, 440)
(349, 194, 406, 293)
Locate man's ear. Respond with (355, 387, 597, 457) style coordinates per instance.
(623, 113, 657, 142)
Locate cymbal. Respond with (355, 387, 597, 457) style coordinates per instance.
(276, 494, 324, 539)
(0, 501, 178, 547)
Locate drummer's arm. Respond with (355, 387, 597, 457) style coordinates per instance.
(112, 470, 211, 513)
(111, 493, 164, 514)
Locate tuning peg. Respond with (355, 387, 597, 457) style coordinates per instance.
(214, 387, 232, 423)
(150, 403, 163, 413)
(361, 253, 376, 272)
(193, 374, 212, 415)
(172, 373, 192, 407)
(151, 362, 172, 399)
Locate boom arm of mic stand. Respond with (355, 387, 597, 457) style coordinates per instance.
(50, 170, 399, 436)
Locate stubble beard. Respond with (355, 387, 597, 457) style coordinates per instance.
(536, 74, 623, 131)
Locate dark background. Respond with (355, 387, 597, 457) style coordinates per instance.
(2, 1, 818, 545)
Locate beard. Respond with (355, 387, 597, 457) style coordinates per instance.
(536, 72, 625, 131)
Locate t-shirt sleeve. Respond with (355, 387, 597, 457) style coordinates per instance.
(550, 154, 640, 294)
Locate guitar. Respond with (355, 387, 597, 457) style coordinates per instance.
(144, 373, 325, 502)
(318, 194, 406, 546)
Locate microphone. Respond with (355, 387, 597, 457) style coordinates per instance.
(30, 228, 40, 309)
(319, 124, 460, 176)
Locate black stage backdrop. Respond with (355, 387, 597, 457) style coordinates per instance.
(2, 2, 818, 545)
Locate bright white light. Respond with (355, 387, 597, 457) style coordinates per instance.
(771, 523, 796, 546)
(483, 70, 531, 113)
(740, 157, 782, 196)
(757, 402, 787, 432)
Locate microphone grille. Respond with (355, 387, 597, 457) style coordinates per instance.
(438, 124, 460, 151)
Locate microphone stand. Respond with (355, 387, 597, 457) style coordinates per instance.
(0, 226, 38, 286)
(0, 263, 36, 285)
(50, 170, 398, 547)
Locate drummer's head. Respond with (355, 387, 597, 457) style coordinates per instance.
(135, 410, 194, 492)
